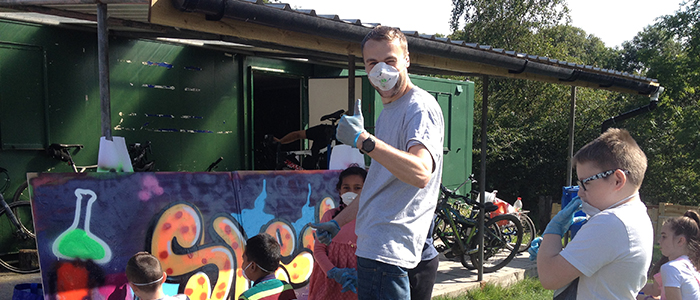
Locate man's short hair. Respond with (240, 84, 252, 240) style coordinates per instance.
(244, 233, 281, 273)
(361, 25, 408, 55)
(573, 128, 647, 188)
(126, 252, 165, 293)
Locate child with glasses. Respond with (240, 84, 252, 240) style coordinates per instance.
(536, 128, 654, 299)
(239, 233, 297, 300)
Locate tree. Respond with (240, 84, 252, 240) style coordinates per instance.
(450, 0, 570, 50)
(448, 0, 652, 221)
(615, 0, 700, 205)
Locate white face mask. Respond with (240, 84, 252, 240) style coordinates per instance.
(340, 192, 358, 205)
(242, 262, 252, 281)
(581, 192, 639, 217)
(368, 62, 400, 91)
(580, 200, 600, 217)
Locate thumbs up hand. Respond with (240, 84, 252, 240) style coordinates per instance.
(336, 99, 366, 148)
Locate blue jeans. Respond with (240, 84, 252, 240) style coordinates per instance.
(357, 257, 410, 300)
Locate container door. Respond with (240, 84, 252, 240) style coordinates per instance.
(362, 75, 475, 193)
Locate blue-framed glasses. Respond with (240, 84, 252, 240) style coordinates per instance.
(578, 169, 629, 191)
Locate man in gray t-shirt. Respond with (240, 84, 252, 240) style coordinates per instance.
(310, 26, 444, 300)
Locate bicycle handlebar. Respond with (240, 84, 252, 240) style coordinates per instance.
(206, 157, 224, 172)
(440, 184, 473, 205)
(320, 109, 345, 122)
(439, 183, 499, 213)
(49, 144, 84, 150)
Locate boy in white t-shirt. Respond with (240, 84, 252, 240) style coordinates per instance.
(537, 128, 654, 299)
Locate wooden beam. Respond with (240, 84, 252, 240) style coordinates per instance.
(149, 0, 656, 95)
(149, 0, 362, 57)
(410, 52, 656, 94)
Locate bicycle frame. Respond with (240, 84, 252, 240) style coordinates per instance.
(434, 201, 480, 257)
(0, 193, 31, 240)
(435, 193, 479, 255)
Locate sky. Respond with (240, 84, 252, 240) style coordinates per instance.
(285, 0, 685, 49)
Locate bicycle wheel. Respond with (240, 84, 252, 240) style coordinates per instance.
(457, 223, 477, 270)
(0, 201, 39, 273)
(433, 214, 447, 241)
(470, 214, 522, 273)
(13, 180, 30, 203)
(518, 214, 536, 253)
(0, 168, 9, 194)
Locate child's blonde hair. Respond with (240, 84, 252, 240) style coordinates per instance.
(573, 128, 647, 188)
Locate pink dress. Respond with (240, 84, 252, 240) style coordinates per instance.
(307, 207, 358, 300)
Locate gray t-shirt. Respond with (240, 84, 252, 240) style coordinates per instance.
(355, 86, 444, 269)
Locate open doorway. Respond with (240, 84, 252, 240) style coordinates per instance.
(252, 71, 303, 170)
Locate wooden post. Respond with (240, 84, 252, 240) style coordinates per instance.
(97, 3, 112, 141)
(477, 76, 489, 281)
(539, 195, 553, 230)
(566, 86, 576, 185)
(348, 54, 355, 114)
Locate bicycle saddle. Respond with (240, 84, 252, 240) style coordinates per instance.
(482, 202, 499, 213)
(47, 144, 72, 162)
(320, 109, 346, 122)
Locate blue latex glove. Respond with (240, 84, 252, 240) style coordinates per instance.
(309, 220, 340, 245)
(543, 197, 583, 236)
(327, 267, 345, 283)
(340, 269, 358, 293)
(327, 267, 357, 293)
(336, 99, 365, 148)
(528, 236, 542, 261)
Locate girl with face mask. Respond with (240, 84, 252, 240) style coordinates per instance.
(308, 165, 367, 300)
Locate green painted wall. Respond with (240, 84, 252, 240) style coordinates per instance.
(109, 38, 242, 172)
(0, 19, 475, 254)
(362, 75, 475, 194)
(0, 19, 475, 196)
(0, 20, 250, 196)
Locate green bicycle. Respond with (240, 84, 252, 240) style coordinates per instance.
(433, 178, 523, 273)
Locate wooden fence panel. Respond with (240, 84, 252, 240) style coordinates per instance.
(550, 202, 700, 241)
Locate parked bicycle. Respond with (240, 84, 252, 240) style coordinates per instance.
(479, 191, 537, 253)
(0, 167, 38, 274)
(513, 206, 536, 253)
(13, 143, 153, 203)
(257, 109, 344, 170)
(128, 141, 155, 172)
(433, 176, 523, 273)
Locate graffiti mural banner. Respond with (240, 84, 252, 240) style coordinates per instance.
(29, 171, 340, 300)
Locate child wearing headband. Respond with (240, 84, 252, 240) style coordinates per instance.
(125, 252, 189, 300)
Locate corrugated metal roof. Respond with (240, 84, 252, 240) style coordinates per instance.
(0, 0, 659, 85)
(239, 0, 657, 83)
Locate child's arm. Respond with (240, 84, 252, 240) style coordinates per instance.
(636, 280, 661, 300)
(537, 234, 584, 289)
(663, 286, 682, 300)
(313, 209, 338, 274)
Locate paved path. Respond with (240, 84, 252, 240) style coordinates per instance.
(0, 271, 41, 300)
(0, 252, 537, 300)
(432, 252, 538, 298)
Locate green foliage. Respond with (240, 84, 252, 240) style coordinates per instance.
(450, 0, 570, 50)
(614, 0, 700, 205)
(433, 276, 553, 300)
(447, 0, 700, 209)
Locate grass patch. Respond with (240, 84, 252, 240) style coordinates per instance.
(433, 276, 553, 300)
